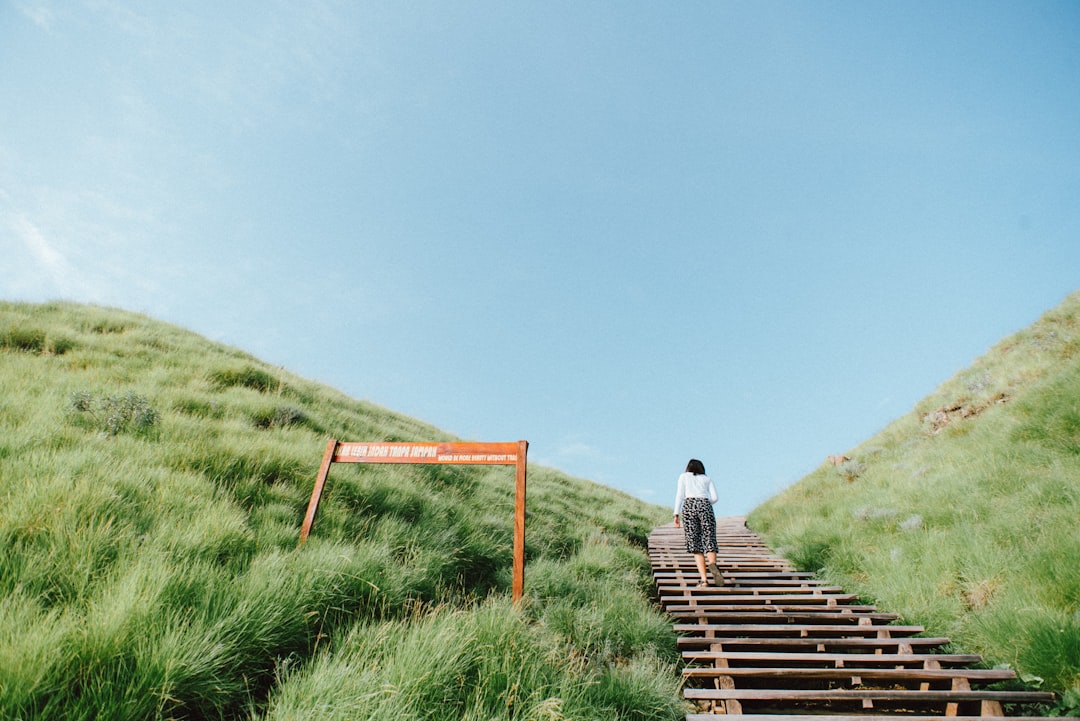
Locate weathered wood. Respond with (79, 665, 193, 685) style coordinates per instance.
(673, 622, 927, 636)
(685, 717, 1077, 721)
(512, 439, 528, 602)
(677, 635, 950, 652)
(301, 439, 529, 603)
(682, 666, 1018, 683)
(663, 592, 861, 605)
(671, 605, 884, 617)
(669, 610, 902, 624)
(682, 650, 985, 666)
(298, 438, 338, 544)
(649, 516, 1072, 720)
(683, 688, 1057, 704)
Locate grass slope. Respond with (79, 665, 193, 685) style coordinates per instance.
(749, 290, 1080, 708)
(0, 301, 680, 721)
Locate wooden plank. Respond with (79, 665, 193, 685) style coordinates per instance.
(655, 569, 817, 579)
(298, 438, 338, 545)
(677, 635, 950, 651)
(663, 594, 864, 606)
(682, 650, 984, 666)
(659, 583, 839, 593)
(512, 439, 528, 603)
(673, 623, 926, 636)
(655, 572, 827, 581)
(653, 569, 804, 576)
(685, 716, 1080, 721)
(302, 439, 528, 603)
(682, 667, 1018, 682)
(671, 605, 884, 616)
(649, 519, 1071, 721)
(684, 688, 1056, 703)
(655, 571, 827, 579)
(669, 610, 901, 624)
(331, 440, 522, 465)
(671, 615, 903, 625)
(668, 604, 896, 615)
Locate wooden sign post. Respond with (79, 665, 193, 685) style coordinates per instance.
(299, 439, 529, 603)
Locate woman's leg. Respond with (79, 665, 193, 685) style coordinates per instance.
(701, 509, 720, 584)
(693, 553, 708, 585)
(706, 551, 721, 585)
(682, 499, 712, 586)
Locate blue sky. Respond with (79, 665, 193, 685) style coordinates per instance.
(2, 1, 1078, 515)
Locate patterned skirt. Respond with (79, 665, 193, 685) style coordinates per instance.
(681, 497, 718, 555)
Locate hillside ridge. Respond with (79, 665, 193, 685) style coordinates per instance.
(749, 290, 1080, 706)
(0, 300, 681, 720)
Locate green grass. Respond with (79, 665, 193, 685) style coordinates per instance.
(12, 293, 1080, 718)
(263, 598, 682, 721)
(0, 301, 679, 720)
(749, 290, 1080, 709)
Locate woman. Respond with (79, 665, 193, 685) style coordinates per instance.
(673, 458, 722, 587)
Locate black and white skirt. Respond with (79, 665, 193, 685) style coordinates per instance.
(680, 497, 718, 555)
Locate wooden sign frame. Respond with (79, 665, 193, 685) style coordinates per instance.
(299, 439, 529, 602)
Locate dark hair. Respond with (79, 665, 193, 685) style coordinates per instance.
(685, 458, 706, 475)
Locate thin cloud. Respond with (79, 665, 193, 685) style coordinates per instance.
(556, 441, 603, 459)
(0, 187, 158, 304)
(15, 0, 56, 31)
(2, 210, 79, 296)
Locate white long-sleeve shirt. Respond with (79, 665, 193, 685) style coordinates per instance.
(673, 472, 718, 515)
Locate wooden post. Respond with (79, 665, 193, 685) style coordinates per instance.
(512, 439, 529, 604)
(299, 438, 338, 545)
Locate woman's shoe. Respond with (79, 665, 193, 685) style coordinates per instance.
(707, 562, 723, 585)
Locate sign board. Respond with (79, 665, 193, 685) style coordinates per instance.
(300, 439, 529, 602)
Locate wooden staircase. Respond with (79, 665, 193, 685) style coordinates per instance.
(649, 517, 1075, 721)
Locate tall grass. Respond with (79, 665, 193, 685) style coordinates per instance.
(750, 290, 1080, 704)
(0, 301, 678, 720)
(264, 597, 682, 721)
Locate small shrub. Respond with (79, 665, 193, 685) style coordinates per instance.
(210, 366, 278, 393)
(51, 336, 76, 354)
(252, 405, 309, 429)
(836, 459, 866, 482)
(964, 370, 994, 395)
(0, 326, 75, 355)
(173, 397, 223, 419)
(68, 390, 159, 435)
(1, 326, 45, 353)
(85, 319, 128, 334)
(899, 514, 923, 531)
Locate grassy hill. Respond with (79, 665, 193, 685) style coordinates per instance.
(749, 290, 1080, 708)
(0, 301, 680, 720)
(7, 293, 1080, 719)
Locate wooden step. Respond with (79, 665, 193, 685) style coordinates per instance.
(670, 605, 884, 617)
(682, 650, 985, 667)
(682, 665, 1017, 684)
(673, 623, 927, 637)
(684, 687, 1056, 714)
(677, 635, 950, 652)
(663, 594, 862, 606)
(648, 518, 1071, 721)
(686, 712, 1075, 716)
(669, 610, 901, 624)
(689, 579, 826, 587)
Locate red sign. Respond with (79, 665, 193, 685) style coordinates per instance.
(300, 439, 529, 602)
(332, 441, 521, 465)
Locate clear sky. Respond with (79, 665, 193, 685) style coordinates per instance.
(3, 1, 1078, 515)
